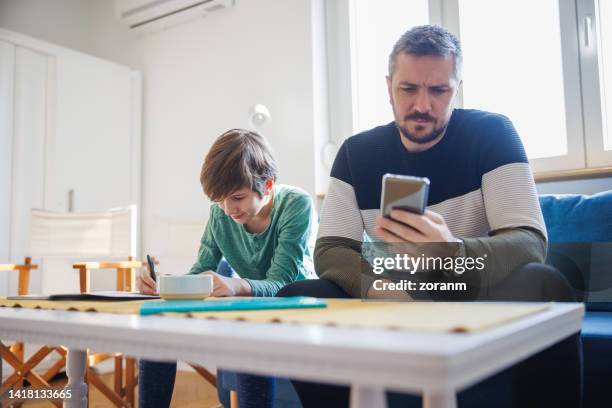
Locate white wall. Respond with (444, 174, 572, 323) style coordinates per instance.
(141, 0, 324, 274)
(537, 177, 612, 195)
(0, 0, 327, 276)
(0, 0, 143, 295)
(0, 0, 142, 69)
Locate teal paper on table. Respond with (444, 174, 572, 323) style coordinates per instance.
(139, 296, 326, 315)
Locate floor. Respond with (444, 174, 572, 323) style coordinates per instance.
(18, 370, 221, 408)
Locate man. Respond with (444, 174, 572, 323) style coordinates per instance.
(278, 25, 580, 407)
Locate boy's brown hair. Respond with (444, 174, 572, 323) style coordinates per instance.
(200, 129, 278, 201)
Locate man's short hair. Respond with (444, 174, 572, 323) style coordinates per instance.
(200, 129, 278, 201)
(388, 25, 462, 79)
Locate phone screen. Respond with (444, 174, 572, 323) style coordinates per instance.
(381, 175, 430, 216)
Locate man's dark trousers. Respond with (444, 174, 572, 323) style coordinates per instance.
(277, 262, 582, 408)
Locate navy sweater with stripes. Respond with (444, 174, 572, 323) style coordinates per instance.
(316, 108, 547, 297)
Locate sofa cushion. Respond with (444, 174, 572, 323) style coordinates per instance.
(581, 312, 612, 407)
(539, 191, 612, 243)
(582, 311, 612, 338)
(539, 191, 612, 311)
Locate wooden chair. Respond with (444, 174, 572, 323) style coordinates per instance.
(73, 257, 145, 408)
(1, 206, 142, 407)
(74, 257, 218, 398)
(2, 207, 217, 405)
(0, 257, 65, 408)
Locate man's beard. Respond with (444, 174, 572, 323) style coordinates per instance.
(394, 109, 450, 144)
(397, 120, 448, 145)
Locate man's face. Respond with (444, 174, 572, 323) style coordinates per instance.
(216, 185, 271, 225)
(387, 53, 460, 146)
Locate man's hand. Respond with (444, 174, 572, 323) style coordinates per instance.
(201, 271, 252, 297)
(374, 209, 458, 243)
(374, 209, 460, 261)
(136, 268, 157, 295)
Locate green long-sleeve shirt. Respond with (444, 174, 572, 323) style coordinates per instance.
(189, 184, 317, 296)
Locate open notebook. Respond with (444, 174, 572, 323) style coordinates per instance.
(7, 291, 160, 301)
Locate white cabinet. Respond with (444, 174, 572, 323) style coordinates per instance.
(0, 29, 142, 295)
(6, 45, 48, 295)
(0, 40, 15, 282)
(50, 51, 140, 212)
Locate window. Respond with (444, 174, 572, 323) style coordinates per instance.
(455, 0, 612, 173)
(595, 0, 612, 151)
(459, 0, 568, 160)
(350, 0, 429, 132)
(330, 0, 612, 176)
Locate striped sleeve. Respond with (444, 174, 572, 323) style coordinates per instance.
(315, 141, 369, 297)
(317, 141, 365, 241)
(482, 163, 546, 238)
(455, 115, 547, 287)
(477, 114, 546, 239)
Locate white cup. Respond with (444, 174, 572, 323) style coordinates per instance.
(158, 274, 213, 300)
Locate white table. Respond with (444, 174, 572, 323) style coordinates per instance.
(0, 303, 583, 408)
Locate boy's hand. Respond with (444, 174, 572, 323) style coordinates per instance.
(136, 268, 157, 295)
(201, 271, 252, 297)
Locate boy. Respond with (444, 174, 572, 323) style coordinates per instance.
(137, 128, 316, 407)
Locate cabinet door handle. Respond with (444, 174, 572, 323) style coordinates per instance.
(584, 16, 592, 47)
(68, 189, 74, 212)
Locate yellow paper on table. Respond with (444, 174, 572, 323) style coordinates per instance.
(0, 297, 144, 314)
(0, 296, 550, 333)
(175, 299, 550, 333)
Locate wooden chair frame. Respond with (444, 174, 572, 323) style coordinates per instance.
(0, 257, 142, 407)
(1, 257, 218, 407)
(74, 258, 218, 391)
(0, 257, 64, 408)
(72, 256, 143, 407)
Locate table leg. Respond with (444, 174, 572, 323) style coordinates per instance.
(350, 384, 386, 408)
(423, 389, 456, 408)
(63, 349, 87, 408)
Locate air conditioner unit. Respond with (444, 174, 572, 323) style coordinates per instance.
(115, 0, 235, 34)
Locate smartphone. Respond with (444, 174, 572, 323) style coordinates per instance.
(380, 174, 430, 217)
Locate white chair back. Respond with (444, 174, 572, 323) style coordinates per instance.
(28, 205, 137, 259)
(25, 205, 138, 293)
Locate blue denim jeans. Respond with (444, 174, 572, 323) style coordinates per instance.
(138, 360, 176, 408)
(138, 361, 275, 408)
(138, 259, 275, 408)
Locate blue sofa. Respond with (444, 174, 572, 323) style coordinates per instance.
(218, 190, 612, 407)
(540, 191, 612, 407)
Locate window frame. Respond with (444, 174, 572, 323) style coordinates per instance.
(326, 0, 612, 179)
(435, 0, 589, 174)
(579, 0, 612, 167)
